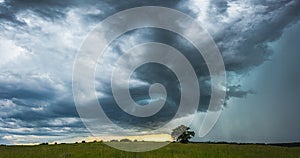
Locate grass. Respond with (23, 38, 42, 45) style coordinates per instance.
(0, 142, 299, 158)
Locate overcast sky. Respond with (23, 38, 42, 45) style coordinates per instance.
(0, 0, 300, 144)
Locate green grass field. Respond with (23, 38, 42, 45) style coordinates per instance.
(0, 142, 299, 158)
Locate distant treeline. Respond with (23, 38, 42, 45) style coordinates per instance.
(1, 141, 300, 147)
(188, 141, 300, 147)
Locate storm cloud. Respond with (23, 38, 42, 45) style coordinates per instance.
(0, 0, 299, 144)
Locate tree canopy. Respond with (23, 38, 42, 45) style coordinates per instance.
(171, 125, 195, 144)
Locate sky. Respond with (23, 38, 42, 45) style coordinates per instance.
(0, 0, 300, 144)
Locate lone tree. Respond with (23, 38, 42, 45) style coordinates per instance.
(171, 125, 195, 144)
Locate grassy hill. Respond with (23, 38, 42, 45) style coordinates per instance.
(0, 142, 299, 158)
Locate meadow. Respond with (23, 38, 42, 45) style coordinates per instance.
(0, 142, 299, 158)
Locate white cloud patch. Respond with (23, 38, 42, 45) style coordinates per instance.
(0, 5, 98, 144)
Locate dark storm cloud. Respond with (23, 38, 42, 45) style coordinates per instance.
(0, 0, 186, 143)
(0, 98, 86, 139)
(4, 100, 78, 121)
(214, 0, 300, 72)
(1, 0, 300, 143)
(176, 0, 300, 71)
(94, 0, 300, 129)
(0, 71, 85, 140)
(0, 73, 56, 100)
(93, 28, 211, 128)
(95, 26, 251, 128)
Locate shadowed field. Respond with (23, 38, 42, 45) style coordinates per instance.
(0, 142, 300, 158)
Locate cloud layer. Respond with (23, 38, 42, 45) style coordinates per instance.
(0, 0, 299, 144)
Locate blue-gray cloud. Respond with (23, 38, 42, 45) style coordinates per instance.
(0, 0, 299, 144)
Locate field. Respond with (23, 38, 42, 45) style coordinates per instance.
(0, 142, 300, 158)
